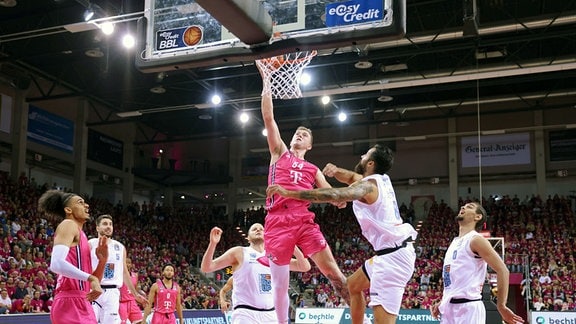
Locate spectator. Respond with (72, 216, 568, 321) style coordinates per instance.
(12, 280, 28, 300)
(0, 288, 11, 314)
(30, 290, 44, 313)
(11, 294, 32, 313)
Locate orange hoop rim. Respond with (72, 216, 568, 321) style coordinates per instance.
(259, 50, 317, 67)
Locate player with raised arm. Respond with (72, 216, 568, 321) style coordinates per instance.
(38, 190, 108, 324)
(201, 223, 310, 323)
(257, 73, 351, 323)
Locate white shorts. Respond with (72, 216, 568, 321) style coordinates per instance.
(232, 307, 276, 324)
(363, 243, 416, 315)
(440, 300, 485, 324)
(92, 286, 121, 324)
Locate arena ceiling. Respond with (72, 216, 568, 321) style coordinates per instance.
(0, 0, 575, 146)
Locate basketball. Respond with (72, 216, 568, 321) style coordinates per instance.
(183, 26, 203, 46)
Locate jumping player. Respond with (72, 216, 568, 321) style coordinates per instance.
(258, 79, 350, 323)
(267, 145, 418, 324)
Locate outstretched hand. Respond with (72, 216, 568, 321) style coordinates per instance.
(95, 236, 108, 263)
(209, 227, 223, 245)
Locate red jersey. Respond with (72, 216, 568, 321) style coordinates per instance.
(120, 272, 138, 302)
(54, 229, 92, 293)
(154, 279, 179, 314)
(266, 151, 318, 212)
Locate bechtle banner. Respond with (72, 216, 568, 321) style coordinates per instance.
(295, 308, 439, 324)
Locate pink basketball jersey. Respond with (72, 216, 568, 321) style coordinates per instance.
(266, 151, 318, 212)
(154, 279, 179, 314)
(54, 229, 92, 293)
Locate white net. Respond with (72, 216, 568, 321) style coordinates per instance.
(255, 50, 317, 99)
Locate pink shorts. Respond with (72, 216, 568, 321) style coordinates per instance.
(120, 299, 143, 324)
(264, 209, 327, 265)
(151, 311, 176, 324)
(50, 290, 97, 324)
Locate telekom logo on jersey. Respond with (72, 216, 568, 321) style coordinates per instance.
(290, 161, 305, 184)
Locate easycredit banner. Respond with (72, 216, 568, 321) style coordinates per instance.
(325, 0, 386, 27)
(531, 311, 576, 324)
(295, 308, 439, 323)
(461, 133, 531, 168)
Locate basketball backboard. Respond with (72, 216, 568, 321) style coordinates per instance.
(136, 0, 405, 72)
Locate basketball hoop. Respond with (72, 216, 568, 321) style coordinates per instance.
(255, 50, 317, 99)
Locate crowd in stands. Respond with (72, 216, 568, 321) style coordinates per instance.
(0, 170, 574, 316)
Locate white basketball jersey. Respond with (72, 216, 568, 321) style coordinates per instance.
(439, 231, 487, 311)
(89, 238, 125, 287)
(232, 247, 274, 309)
(352, 174, 417, 250)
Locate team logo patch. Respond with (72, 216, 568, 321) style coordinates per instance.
(259, 273, 272, 293)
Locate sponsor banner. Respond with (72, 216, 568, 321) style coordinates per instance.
(295, 308, 439, 323)
(0, 310, 228, 324)
(87, 129, 124, 169)
(531, 311, 576, 324)
(461, 133, 531, 168)
(325, 0, 385, 27)
(155, 25, 203, 51)
(0, 309, 441, 324)
(27, 105, 74, 153)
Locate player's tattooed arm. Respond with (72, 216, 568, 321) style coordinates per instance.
(266, 180, 374, 203)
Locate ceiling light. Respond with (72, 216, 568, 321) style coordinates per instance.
(378, 95, 393, 102)
(321, 95, 330, 105)
(85, 48, 104, 58)
(300, 72, 311, 85)
(211, 94, 222, 105)
(149, 86, 166, 94)
(239, 112, 249, 123)
(122, 34, 135, 49)
(100, 22, 115, 35)
(262, 128, 267, 137)
(198, 114, 212, 120)
(354, 60, 373, 69)
(84, 7, 95, 21)
(338, 112, 347, 122)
